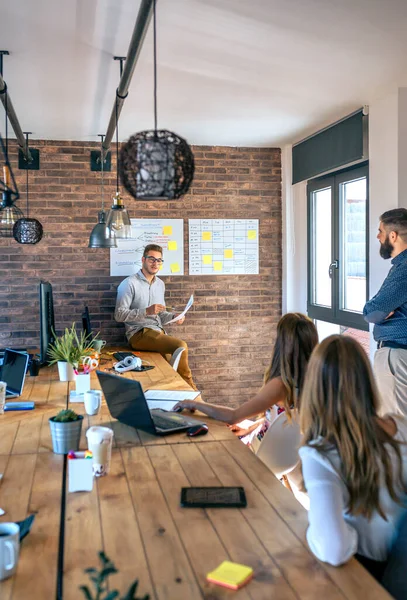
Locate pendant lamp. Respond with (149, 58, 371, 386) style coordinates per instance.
(105, 94, 131, 239)
(13, 132, 43, 244)
(119, 0, 194, 200)
(0, 96, 23, 238)
(88, 135, 117, 248)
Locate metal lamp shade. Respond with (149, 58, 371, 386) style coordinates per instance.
(13, 218, 43, 244)
(119, 129, 195, 200)
(88, 211, 117, 248)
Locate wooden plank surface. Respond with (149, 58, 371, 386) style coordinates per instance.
(0, 348, 392, 600)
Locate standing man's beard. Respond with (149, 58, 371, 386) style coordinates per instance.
(379, 236, 394, 259)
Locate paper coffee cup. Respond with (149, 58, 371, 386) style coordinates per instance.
(86, 426, 113, 477)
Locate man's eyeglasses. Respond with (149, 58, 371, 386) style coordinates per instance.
(146, 256, 164, 264)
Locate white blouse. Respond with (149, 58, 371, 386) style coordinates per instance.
(299, 415, 407, 566)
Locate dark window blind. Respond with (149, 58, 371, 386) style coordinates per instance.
(292, 111, 364, 184)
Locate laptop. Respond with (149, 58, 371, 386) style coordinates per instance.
(0, 349, 29, 399)
(96, 370, 206, 435)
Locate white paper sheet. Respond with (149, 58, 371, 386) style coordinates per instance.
(166, 294, 194, 325)
(145, 389, 200, 402)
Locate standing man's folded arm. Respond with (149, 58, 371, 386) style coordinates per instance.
(363, 266, 407, 323)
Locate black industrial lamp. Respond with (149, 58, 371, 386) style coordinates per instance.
(88, 135, 117, 248)
(13, 132, 43, 244)
(119, 0, 194, 200)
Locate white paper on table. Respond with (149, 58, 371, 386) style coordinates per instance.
(145, 389, 200, 403)
(166, 294, 194, 325)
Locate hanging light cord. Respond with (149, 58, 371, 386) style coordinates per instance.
(25, 133, 29, 217)
(99, 134, 105, 212)
(115, 95, 119, 194)
(4, 88, 8, 162)
(153, 0, 158, 132)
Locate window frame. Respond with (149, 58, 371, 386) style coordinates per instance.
(307, 162, 369, 331)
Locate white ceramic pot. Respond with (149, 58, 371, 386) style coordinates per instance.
(57, 361, 76, 382)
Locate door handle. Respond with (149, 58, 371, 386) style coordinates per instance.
(328, 260, 339, 278)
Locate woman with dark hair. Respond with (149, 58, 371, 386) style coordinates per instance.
(300, 335, 407, 574)
(174, 313, 318, 449)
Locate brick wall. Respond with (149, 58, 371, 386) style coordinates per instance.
(0, 141, 281, 406)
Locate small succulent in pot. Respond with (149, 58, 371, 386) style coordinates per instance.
(49, 409, 83, 454)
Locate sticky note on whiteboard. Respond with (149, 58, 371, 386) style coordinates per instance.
(202, 231, 212, 241)
(213, 262, 223, 271)
(171, 263, 180, 273)
(163, 226, 173, 235)
(168, 241, 177, 251)
(224, 249, 233, 258)
(248, 230, 257, 240)
(203, 255, 212, 265)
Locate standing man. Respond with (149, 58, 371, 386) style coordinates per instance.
(363, 208, 407, 415)
(114, 243, 197, 390)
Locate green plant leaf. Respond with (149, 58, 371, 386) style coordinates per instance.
(79, 585, 93, 600)
(103, 592, 120, 600)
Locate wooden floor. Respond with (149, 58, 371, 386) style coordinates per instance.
(0, 349, 392, 599)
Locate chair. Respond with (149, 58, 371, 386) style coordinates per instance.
(255, 410, 302, 479)
(169, 347, 185, 372)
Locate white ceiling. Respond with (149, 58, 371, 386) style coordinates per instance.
(1, 0, 407, 147)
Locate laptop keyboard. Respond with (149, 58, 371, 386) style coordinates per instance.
(152, 414, 187, 430)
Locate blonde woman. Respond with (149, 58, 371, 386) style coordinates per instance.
(299, 335, 407, 576)
(174, 313, 318, 449)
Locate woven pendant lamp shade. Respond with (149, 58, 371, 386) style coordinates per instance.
(119, 129, 194, 200)
(13, 217, 43, 244)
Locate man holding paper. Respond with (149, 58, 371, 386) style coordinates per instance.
(114, 244, 197, 390)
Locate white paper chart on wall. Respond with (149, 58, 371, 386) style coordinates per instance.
(110, 219, 184, 276)
(189, 219, 259, 275)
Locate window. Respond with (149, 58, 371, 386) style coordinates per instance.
(307, 163, 369, 330)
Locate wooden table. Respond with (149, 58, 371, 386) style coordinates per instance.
(0, 350, 392, 600)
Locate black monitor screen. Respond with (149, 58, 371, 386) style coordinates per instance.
(39, 281, 55, 365)
(82, 306, 92, 338)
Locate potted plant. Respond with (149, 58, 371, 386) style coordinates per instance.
(47, 323, 96, 381)
(49, 409, 84, 454)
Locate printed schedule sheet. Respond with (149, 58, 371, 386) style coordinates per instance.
(189, 219, 259, 275)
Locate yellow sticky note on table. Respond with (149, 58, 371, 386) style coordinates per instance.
(207, 561, 253, 590)
(163, 226, 172, 235)
(168, 241, 177, 251)
(202, 231, 212, 241)
(224, 249, 233, 259)
(170, 263, 180, 273)
(213, 261, 223, 271)
(248, 230, 257, 240)
(203, 255, 212, 265)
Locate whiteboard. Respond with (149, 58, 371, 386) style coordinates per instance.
(110, 219, 184, 276)
(189, 219, 259, 275)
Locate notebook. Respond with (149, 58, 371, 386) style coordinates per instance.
(96, 370, 206, 435)
(0, 349, 29, 399)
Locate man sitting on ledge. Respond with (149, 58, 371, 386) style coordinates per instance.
(114, 243, 198, 390)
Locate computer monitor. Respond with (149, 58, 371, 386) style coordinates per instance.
(82, 306, 92, 338)
(39, 281, 55, 365)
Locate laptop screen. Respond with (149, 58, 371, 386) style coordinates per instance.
(1, 349, 29, 394)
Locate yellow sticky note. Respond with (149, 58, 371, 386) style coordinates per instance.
(163, 226, 172, 235)
(168, 241, 177, 251)
(248, 230, 257, 240)
(224, 249, 233, 259)
(202, 231, 212, 241)
(213, 261, 223, 271)
(159, 263, 163, 270)
(203, 255, 212, 265)
(170, 263, 180, 273)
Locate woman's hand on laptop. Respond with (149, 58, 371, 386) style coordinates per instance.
(173, 400, 196, 413)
